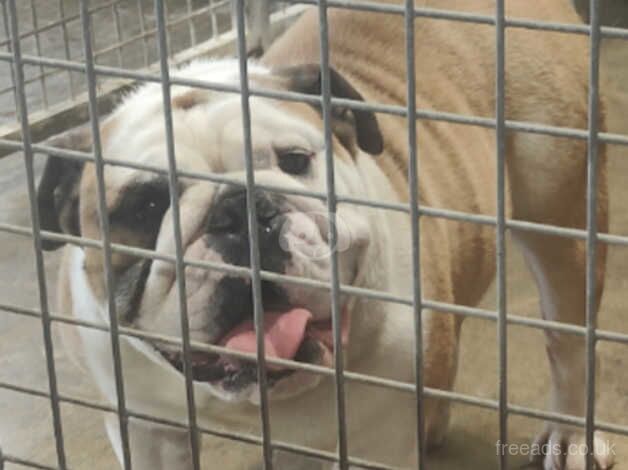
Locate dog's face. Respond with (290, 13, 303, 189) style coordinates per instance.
(39, 60, 383, 403)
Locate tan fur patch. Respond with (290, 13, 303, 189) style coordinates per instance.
(172, 89, 208, 110)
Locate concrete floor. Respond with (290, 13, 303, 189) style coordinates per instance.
(1, 5, 627, 470)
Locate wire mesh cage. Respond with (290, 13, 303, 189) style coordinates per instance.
(1, 1, 628, 469)
(0, 0, 297, 156)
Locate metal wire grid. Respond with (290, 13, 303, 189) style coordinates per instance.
(494, 1, 508, 467)
(0, 0, 290, 160)
(0, 0, 235, 124)
(403, 0, 425, 467)
(0, 0, 628, 469)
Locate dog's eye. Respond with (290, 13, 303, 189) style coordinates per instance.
(111, 180, 171, 230)
(134, 194, 170, 223)
(277, 149, 312, 175)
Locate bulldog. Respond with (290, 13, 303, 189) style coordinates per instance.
(37, 1, 617, 469)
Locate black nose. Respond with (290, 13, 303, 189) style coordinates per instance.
(206, 188, 289, 272)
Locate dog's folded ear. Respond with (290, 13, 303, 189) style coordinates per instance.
(571, 0, 628, 27)
(275, 64, 383, 156)
(37, 128, 91, 250)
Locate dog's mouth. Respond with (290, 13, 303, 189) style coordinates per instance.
(156, 307, 350, 393)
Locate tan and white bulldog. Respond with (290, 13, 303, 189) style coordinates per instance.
(37, 1, 617, 468)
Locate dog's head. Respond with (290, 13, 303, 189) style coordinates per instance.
(38, 60, 383, 403)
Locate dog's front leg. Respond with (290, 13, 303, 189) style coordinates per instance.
(105, 415, 195, 470)
(515, 232, 615, 470)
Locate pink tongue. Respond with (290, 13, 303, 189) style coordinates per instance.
(220, 308, 312, 364)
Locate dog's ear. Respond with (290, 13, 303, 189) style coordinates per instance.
(571, 0, 628, 27)
(276, 64, 383, 155)
(37, 128, 91, 250)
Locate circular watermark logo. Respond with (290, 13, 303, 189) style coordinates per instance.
(278, 211, 354, 260)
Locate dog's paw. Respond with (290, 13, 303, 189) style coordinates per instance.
(531, 426, 615, 470)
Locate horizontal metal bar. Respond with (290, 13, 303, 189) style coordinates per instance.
(3, 138, 628, 253)
(0, 0, 229, 52)
(285, 0, 628, 39)
(0, 5, 307, 158)
(11, 226, 628, 347)
(0, 67, 64, 98)
(0, 302, 592, 410)
(0, 0, 124, 50)
(87, 1, 231, 61)
(2, 0, 625, 60)
(1, 216, 627, 346)
(1, 453, 57, 470)
(3, 1, 625, 468)
(2, 367, 626, 442)
(0, 379, 394, 470)
(0, 53, 627, 149)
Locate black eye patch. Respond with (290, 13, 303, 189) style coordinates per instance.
(109, 178, 171, 234)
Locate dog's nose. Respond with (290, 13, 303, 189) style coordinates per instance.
(206, 188, 288, 271)
(207, 188, 280, 236)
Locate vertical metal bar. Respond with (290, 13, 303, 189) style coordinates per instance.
(209, 0, 219, 38)
(316, 1, 349, 468)
(495, 0, 508, 468)
(89, 8, 97, 68)
(6, 1, 67, 468)
(153, 2, 202, 469)
(1, 0, 18, 111)
(185, 0, 197, 46)
(79, 2, 133, 469)
(403, 2, 426, 468)
(28, 0, 48, 108)
(234, 1, 274, 467)
(585, 0, 601, 468)
(57, 0, 76, 99)
(112, 2, 124, 68)
(163, 2, 173, 59)
(135, 0, 150, 67)
(230, 0, 237, 37)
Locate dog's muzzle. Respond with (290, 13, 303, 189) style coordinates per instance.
(149, 186, 352, 398)
(204, 187, 289, 273)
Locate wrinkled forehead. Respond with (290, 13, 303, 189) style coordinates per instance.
(96, 61, 324, 203)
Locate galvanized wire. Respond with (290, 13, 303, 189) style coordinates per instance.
(152, 1, 202, 468)
(27, 0, 48, 108)
(1, 216, 628, 347)
(285, 0, 628, 40)
(78, 1, 133, 468)
(5, 137, 628, 251)
(315, 1, 350, 467)
(1, 0, 17, 117)
(2, 51, 628, 148)
(57, 0, 76, 99)
(2, 214, 628, 346)
(403, 0, 426, 467)
(2, 1, 628, 468)
(1, 350, 627, 453)
(585, 0, 602, 468)
(1, 453, 56, 470)
(234, 0, 274, 467)
(5, 1, 67, 468)
(495, 0, 508, 468)
(0, 0, 238, 116)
